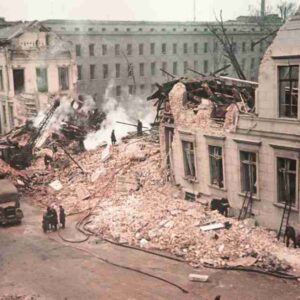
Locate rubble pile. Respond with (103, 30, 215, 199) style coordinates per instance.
(26, 138, 295, 272)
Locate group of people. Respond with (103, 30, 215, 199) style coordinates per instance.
(42, 205, 65, 233)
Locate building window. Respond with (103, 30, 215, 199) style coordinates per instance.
(150, 43, 155, 55)
(162, 62, 167, 74)
(8, 105, 14, 127)
(36, 68, 48, 92)
(194, 60, 198, 71)
(139, 28, 143, 32)
(115, 63, 120, 78)
(115, 44, 120, 56)
(240, 151, 257, 194)
(277, 157, 297, 206)
(162, 43, 166, 54)
(13, 69, 25, 94)
(204, 60, 209, 73)
(204, 42, 208, 53)
(75, 27, 80, 32)
(127, 44, 132, 56)
(128, 85, 135, 95)
(77, 65, 82, 81)
(128, 63, 134, 77)
(140, 84, 145, 92)
(184, 61, 188, 74)
(90, 64, 96, 79)
(58, 66, 69, 91)
(250, 58, 255, 70)
(126, 28, 131, 32)
(103, 64, 108, 79)
(88, 27, 94, 32)
(182, 140, 196, 178)
(0, 69, 3, 91)
(89, 44, 95, 56)
(151, 62, 156, 76)
(139, 43, 144, 55)
(241, 58, 246, 71)
(209, 146, 224, 188)
(139, 63, 144, 76)
(75, 44, 81, 56)
(102, 28, 106, 32)
(102, 44, 107, 56)
(213, 42, 218, 52)
(116, 85, 121, 96)
(173, 62, 178, 75)
(183, 43, 188, 54)
(279, 65, 299, 118)
(242, 42, 246, 53)
(114, 28, 119, 32)
(194, 43, 198, 54)
(173, 43, 177, 54)
(2, 104, 7, 126)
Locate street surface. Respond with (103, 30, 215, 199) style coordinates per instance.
(0, 199, 299, 300)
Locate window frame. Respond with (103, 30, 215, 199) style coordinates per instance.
(208, 145, 225, 189)
(36, 67, 48, 93)
(180, 136, 197, 180)
(58, 66, 69, 91)
(240, 151, 258, 195)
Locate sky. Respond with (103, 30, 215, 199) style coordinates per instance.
(0, 0, 299, 22)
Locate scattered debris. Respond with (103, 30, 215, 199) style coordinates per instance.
(188, 273, 209, 282)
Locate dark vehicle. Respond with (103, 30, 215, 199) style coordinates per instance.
(0, 180, 23, 226)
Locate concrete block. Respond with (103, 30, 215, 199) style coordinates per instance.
(188, 273, 209, 282)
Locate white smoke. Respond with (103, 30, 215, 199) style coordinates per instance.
(84, 80, 155, 151)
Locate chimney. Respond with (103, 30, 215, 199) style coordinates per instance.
(261, 0, 266, 17)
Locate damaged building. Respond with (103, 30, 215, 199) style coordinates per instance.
(0, 21, 77, 134)
(152, 9, 300, 233)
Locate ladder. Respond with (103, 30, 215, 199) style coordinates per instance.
(277, 200, 292, 240)
(238, 191, 253, 220)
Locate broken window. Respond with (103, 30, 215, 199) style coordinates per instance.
(139, 63, 144, 77)
(0, 69, 3, 91)
(277, 157, 297, 206)
(150, 43, 155, 55)
(185, 192, 196, 202)
(116, 85, 121, 96)
(209, 146, 224, 188)
(240, 151, 257, 194)
(183, 43, 188, 54)
(151, 62, 156, 76)
(103, 64, 108, 79)
(194, 43, 198, 54)
(173, 62, 178, 75)
(139, 44, 144, 55)
(36, 68, 48, 92)
(173, 43, 177, 54)
(162, 43, 166, 54)
(102, 44, 107, 56)
(115, 63, 120, 78)
(58, 67, 69, 91)
(182, 141, 196, 178)
(77, 65, 82, 80)
(115, 44, 120, 56)
(75, 44, 81, 56)
(90, 64, 96, 79)
(13, 69, 24, 94)
(127, 44, 132, 56)
(89, 44, 95, 56)
(279, 65, 299, 118)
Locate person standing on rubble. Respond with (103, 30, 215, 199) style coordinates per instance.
(111, 130, 116, 145)
(137, 120, 143, 136)
(59, 205, 66, 229)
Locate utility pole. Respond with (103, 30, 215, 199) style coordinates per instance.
(261, 0, 266, 18)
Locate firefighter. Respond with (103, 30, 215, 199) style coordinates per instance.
(50, 207, 58, 231)
(137, 120, 143, 136)
(111, 130, 116, 145)
(59, 205, 66, 229)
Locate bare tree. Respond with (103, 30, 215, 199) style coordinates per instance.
(277, 1, 297, 22)
(206, 11, 246, 80)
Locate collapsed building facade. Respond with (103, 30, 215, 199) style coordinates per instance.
(152, 9, 300, 233)
(0, 21, 77, 134)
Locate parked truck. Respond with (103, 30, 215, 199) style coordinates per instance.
(0, 179, 23, 226)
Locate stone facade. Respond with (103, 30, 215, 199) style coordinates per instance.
(42, 17, 280, 107)
(159, 10, 300, 232)
(0, 22, 77, 134)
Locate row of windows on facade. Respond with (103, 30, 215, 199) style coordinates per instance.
(0, 67, 70, 93)
(182, 142, 298, 207)
(75, 41, 264, 57)
(78, 60, 211, 80)
(50, 26, 258, 33)
(77, 57, 258, 81)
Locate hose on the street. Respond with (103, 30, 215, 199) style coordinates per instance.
(203, 263, 300, 280)
(47, 235, 188, 294)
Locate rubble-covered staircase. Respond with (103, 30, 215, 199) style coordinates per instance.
(18, 93, 39, 118)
